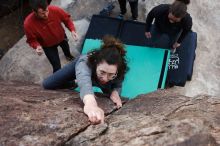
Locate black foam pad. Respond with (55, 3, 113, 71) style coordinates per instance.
(186, 32, 197, 80)
(85, 15, 122, 39)
(83, 15, 197, 87)
(167, 31, 197, 86)
(119, 20, 148, 46)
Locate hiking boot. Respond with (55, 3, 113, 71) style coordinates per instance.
(65, 55, 75, 61)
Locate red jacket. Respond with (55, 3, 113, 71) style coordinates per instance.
(24, 5, 76, 49)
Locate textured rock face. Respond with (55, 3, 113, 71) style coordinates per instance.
(0, 81, 116, 146)
(0, 81, 88, 146)
(0, 82, 220, 146)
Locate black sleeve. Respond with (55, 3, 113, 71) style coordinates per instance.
(177, 14, 193, 43)
(145, 7, 158, 32)
(145, 5, 167, 32)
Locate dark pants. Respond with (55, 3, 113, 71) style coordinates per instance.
(118, 0, 138, 19)
(146, 25, 181, 49)
(43, 38, 72, 73)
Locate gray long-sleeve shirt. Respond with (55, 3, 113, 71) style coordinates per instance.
(75, 55, 122, 100)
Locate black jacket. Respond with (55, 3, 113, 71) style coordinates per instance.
(145, 4, 192, 43)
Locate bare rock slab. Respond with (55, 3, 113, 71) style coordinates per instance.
(67, 90, 220, 146)
(0, 81, 115, 146)
(1, 82, 220, 146)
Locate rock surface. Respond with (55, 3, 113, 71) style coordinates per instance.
(0, 81, 116, 146)
(0, 81, 220, 146)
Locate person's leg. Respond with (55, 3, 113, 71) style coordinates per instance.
(154, 34, 172, 49)
(146, 25, 171, 49)
(169, 30, 183, 46)
(43, 46, 61, 73)
(129, 0, 138, 20)
(118, 0, 127, 16)
(167, 31, 182, 53)
(42, 58, 78, 90)
(59, 38, 74, 61)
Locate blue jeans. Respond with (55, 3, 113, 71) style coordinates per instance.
(42, 58, 78, 89)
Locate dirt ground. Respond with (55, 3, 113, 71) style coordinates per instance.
(0, 7, 31, 59)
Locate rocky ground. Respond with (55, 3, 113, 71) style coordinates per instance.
(0, 81, 220, 146)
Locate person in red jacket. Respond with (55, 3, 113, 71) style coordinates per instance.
(24, 0, 79, 73)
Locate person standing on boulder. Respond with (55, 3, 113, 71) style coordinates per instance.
(117, 0, 139, 21)
(24, 0, 79, 73)
(145, 0, 192, 52)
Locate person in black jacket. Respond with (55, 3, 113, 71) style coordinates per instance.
(145, 0, 192, 51)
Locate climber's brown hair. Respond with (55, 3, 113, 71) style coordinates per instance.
(87, 35, 128, 81)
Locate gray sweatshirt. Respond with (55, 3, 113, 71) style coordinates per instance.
(75, 55, 122, 100)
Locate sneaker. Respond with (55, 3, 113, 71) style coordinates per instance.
(65, 55, 75, 61)
(132, 17, 138, 21)
(117, 14, 124, 19)
(133, 18, 138, 21)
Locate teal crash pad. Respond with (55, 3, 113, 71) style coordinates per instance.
(80, 39, 170, 99)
